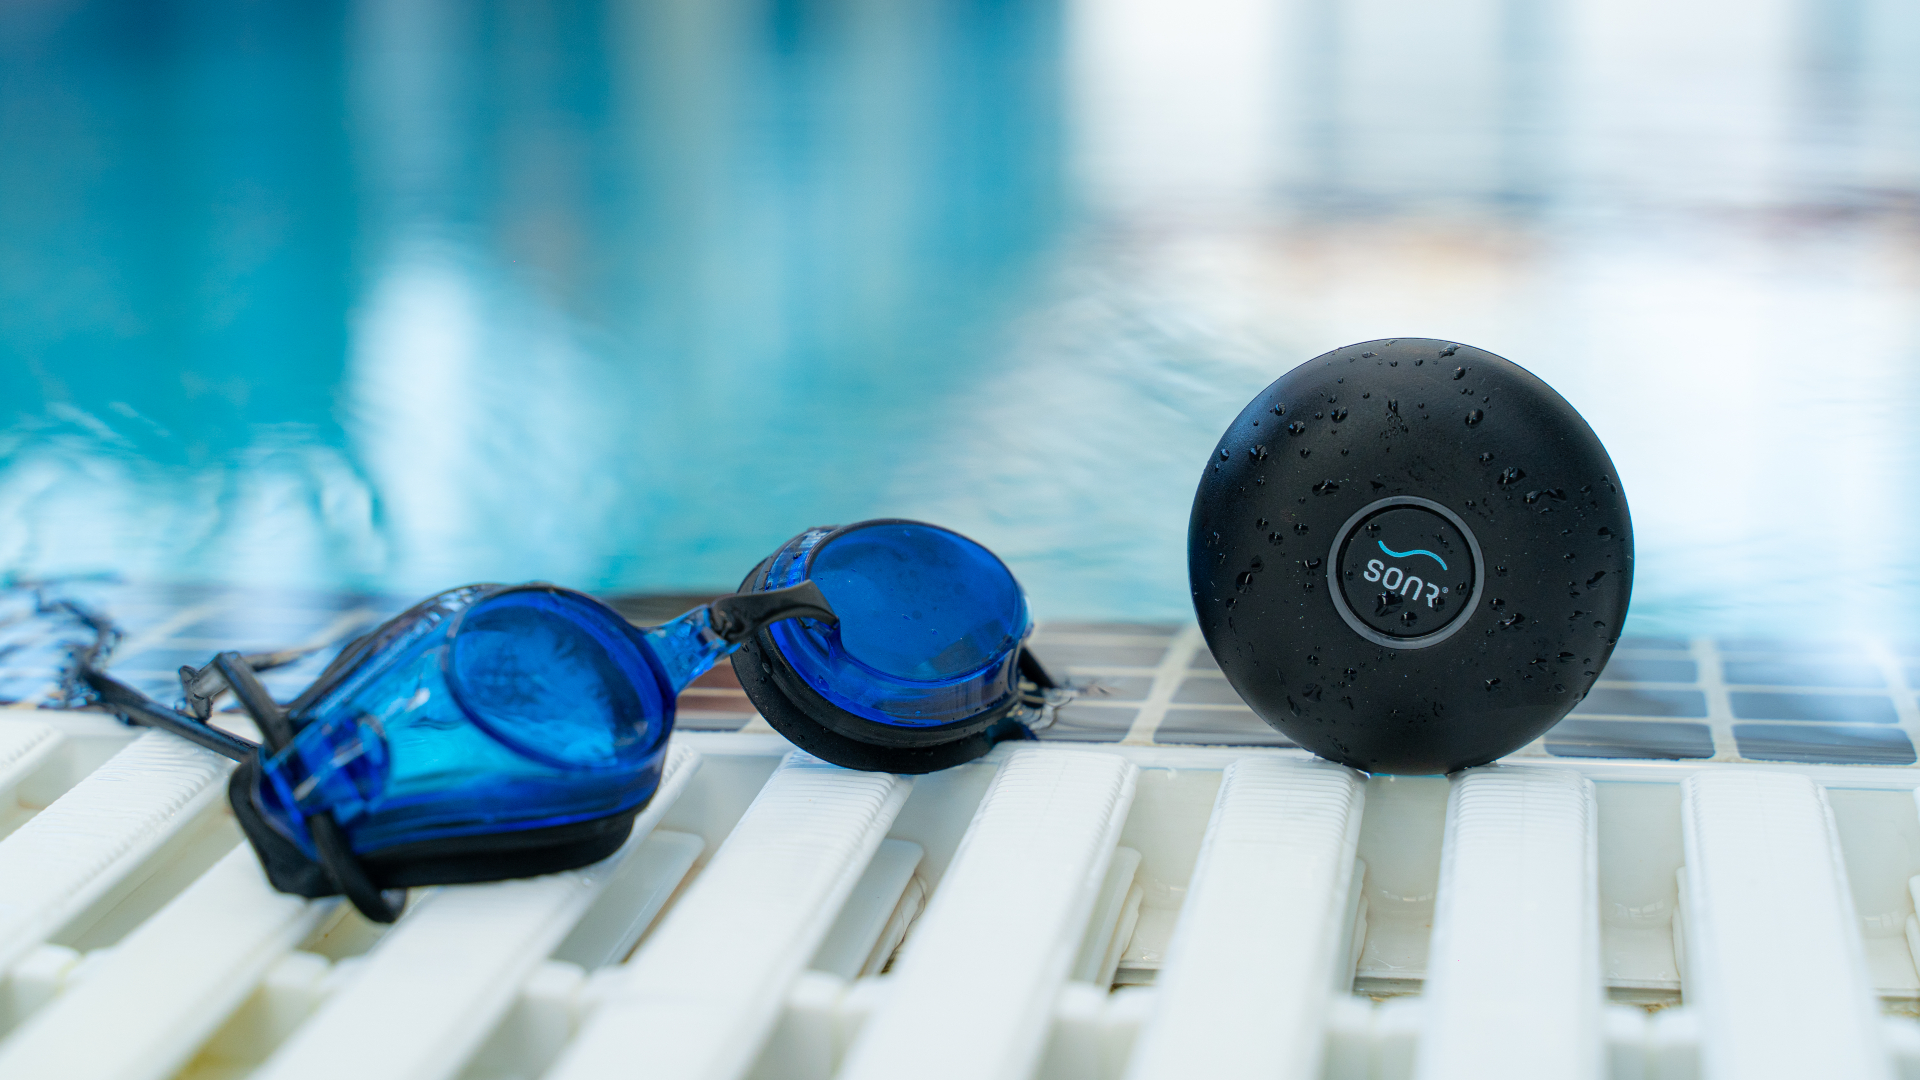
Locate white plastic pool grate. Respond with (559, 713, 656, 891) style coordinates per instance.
(7, 584, 1920, 1078)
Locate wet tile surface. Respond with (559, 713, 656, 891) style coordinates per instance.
(1041, 704, 1136, 742)
(1728, 691, 1900, 725)
(1720, 660, 1884, 689)
(10, 581, 1920, 764)
(1171, 676, 1251, 706)
(1614, 636, 1692, 652)
(1732, 724, 1917, 766)
(1595, 657, 1698, 684)
(1027, 643, 1172, 670)
(1572, 687, 1710, 718)
(1156, 708, 1294, 747)
(1545, 720, 1715, 760)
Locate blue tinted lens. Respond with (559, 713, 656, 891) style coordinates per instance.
(811, 526, 1024, 679)
(448, 590, 660, 770)
(767, 521, 1029, 727)
(258, 585, 672, 858)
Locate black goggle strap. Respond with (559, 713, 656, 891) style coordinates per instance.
(1017, 648, 1059, 692)
(1010, 648, 1073, 737)
(180, 642, 335, 721)
(81, 667, 259, 763)
(209, 652, 298, 751)
(209, 652, 404, 925)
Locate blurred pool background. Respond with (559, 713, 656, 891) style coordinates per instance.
(3, 0, 1920, 636)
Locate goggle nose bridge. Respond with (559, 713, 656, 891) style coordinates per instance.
(706, 580, 837, 643)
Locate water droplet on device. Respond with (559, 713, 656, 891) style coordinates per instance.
(1587, 571, 1606, 586)
(1440, 344, 1460, 357)
(1300, 448, 1312, 458)
(1485, 678, 1501, 690)
(1219, 449, 1229, 460)
(1294, 523, 1310, 534)
(1287, 422, 1307, 436)
(1249, 445, 1269, 461)
(1597, 526, 1613, 537)
(1479, 452, 1494, 463)
(1497, 467, 1526, 485)
(1256, 517, 1268, 528)
(1465, 409, 1483, 426)
(1332, 408, 1349, 422)
(1313, 480, 1340, 495)
(1453, 366, 1466, 379)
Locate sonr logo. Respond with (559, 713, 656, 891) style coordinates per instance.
(1363, 559, 1447, 608)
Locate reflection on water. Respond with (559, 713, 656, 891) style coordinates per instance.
(3, 0, 1920, 635)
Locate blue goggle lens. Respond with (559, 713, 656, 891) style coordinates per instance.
(448, 589, 662, 770)
(765, 521, 1030, 727)
(810, 524, 1024, 680)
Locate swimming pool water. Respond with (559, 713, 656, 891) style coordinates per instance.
(5, 0, 1920, 639)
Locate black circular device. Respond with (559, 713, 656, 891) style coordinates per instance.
(1188, 338, 1633, 773)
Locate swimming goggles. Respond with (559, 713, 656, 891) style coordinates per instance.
(80, 518, 1061, 920)
(83, 581, 832, 922)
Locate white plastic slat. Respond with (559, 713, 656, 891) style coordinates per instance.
(0, 844, 327, 1080)
(0, 721, 57, 792)
(549, 828, 705, 970)
(1680, 770, 1890, 1080)
(1124, 757, 1366, 1080)
(838, 747, 1139, 1080)
(545, 753, 911, 1080)
(809, 838, 924, 980)
(254, 743, 702, 1080)
(0, 731, 231, 975)
(1414, 766, 1602, 1080)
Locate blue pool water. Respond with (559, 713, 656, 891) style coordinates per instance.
(5, 0, 1920, 638)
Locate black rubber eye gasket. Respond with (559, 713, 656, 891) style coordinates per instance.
(230, 756, 645, 906)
